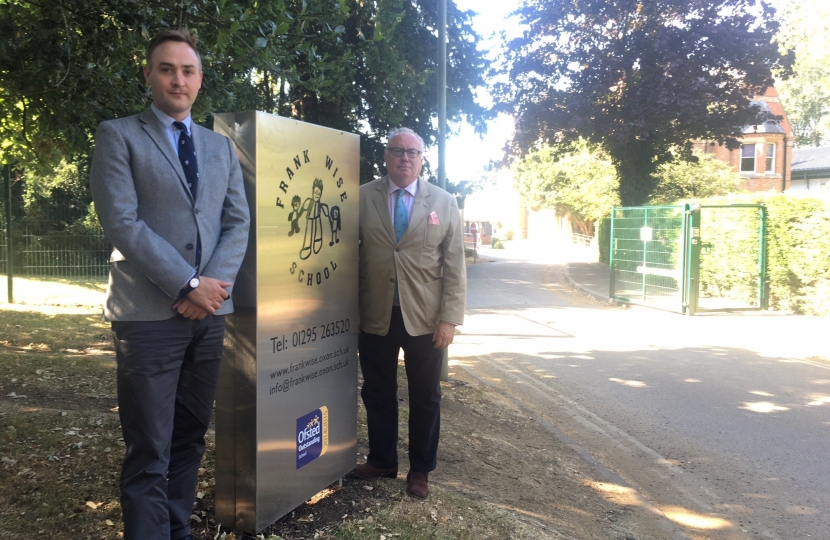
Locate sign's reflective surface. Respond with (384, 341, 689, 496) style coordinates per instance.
(214, 112, 359, 533)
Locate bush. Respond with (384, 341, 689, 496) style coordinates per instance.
(490, 236, 500, 247)
(503, 230, 514, 241)
(493, 240, 505, 249)
(597, 217, 611, 263)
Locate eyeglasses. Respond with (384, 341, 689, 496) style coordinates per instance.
(386, 147, 422, 158)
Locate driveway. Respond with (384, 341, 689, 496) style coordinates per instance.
(453, 243, 830, 539)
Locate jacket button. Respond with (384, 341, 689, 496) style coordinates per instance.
(186, 243, 194, 250)
(390, 279, 395, 283)
(194, 208, 200, 214)
(395, 247, 400, 252)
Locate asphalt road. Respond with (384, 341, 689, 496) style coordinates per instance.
(453, 247, 830, 540)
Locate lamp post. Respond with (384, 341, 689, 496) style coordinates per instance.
(438, 0, 449, 381)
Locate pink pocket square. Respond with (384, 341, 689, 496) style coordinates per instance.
(428, 211, 440, 225)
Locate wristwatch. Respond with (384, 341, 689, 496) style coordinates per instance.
(177, 274, 201, 301)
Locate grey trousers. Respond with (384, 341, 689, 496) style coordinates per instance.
(112, 314, 225, 540)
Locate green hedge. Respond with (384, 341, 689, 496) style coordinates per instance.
(597, 217, 611, 264)
(691, 192, 830, 315)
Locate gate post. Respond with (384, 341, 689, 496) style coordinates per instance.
(4, 164, 12, 304)
(608, 209, 617, 299)
(759, 205, 769, 309)
(683, 204, 701, 315)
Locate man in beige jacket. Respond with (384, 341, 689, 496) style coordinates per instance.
(353, 127, 466, 499)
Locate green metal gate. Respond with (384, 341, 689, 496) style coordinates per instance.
(609, 205, 687, 312)
(609, 204, 767, 314)
(696, 205, 768, 312)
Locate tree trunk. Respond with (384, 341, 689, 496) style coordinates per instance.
(610, 140, 660, 207)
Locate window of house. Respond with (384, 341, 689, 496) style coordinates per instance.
(741, 144, 756, 172)
(765, 143, 776, 172)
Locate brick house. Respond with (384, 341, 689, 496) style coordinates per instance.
(790, 146, 830, 191)
(693, 87, 794, 192)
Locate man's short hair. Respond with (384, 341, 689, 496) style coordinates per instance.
(387, 127, 425, 152)
(146, 29, 201, 69)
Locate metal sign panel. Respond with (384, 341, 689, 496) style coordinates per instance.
(213, 112, 359, 533)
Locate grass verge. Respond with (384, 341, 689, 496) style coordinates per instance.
(1, 280, 555, 540)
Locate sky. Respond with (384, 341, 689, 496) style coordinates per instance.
(423, 1, 522, 189)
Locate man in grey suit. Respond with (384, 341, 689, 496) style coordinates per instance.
(353, 128, 466, 499)
(90, 29, 249, 540)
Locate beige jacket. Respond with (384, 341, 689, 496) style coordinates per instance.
(358, 176, 466, 336)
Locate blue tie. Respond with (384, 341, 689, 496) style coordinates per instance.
(173, 121, 201, 270)
(394, 188, 409, 241)
(173, 121, 199, 198)
(393, 188, 409, 304)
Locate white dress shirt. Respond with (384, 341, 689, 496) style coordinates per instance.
(150, 103, 194, 153)
(387, 177, 418, 224)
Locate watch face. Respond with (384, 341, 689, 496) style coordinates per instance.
(190, 277, 200, 289)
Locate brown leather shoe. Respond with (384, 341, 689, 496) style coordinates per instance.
(406, 471, 429, 499)
(351, 462, 398, 479)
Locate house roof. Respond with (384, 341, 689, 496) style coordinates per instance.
(792, 146, 830, 172)
(741, 100, 786, 135)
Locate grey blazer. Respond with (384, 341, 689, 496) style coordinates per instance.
(90, 108, 250, 321)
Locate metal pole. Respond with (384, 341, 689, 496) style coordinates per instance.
(5, 164, 13, 303)
(759, 205, 768, 309)
(438, 0, 447, 192)
(681, 204, 690, 315)
(641, 208, 648, 301)
(608, 210, 616, 300)
(438, 0, 449, 381)
(685, 206, 701, 316)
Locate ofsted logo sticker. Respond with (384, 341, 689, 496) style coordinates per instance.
(296, 406, 329, 469)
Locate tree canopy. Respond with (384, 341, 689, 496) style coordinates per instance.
(513, 140, 619, 231)
(773, 0, 830, 147)
(496, 0, 791, 206)
(0, 0, 489, 183)
(513, 141, 742, 232)
(649, 151, 742, 204)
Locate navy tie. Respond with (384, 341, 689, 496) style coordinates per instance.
(393, 189, 409, 304)
(173, 121, 201, 270)
(173, 121, 199, 198)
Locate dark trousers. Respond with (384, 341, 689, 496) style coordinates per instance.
(359, 306, 443, 473)
(112, 315, 225, 540)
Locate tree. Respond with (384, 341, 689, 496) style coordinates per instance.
(513, 140, 619, 234)
(496, 0, 791, 206)
(0, 0, 489, 184)
(513, 142, 741, 233)
(289, 0, 490, 182)
(773, 0, 830, 147)
(0, 0, 320, 169)
(650, 151, 743, 204)
(772, 70, 828, 147)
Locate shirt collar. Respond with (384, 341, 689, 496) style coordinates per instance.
(150, 103, 193, 134)
(388, 176, 419, 198)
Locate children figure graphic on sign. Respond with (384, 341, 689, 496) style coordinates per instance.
(329, 205, 341, 246)
(299, 178, 329, 260)
(288, 195, 302, 237)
